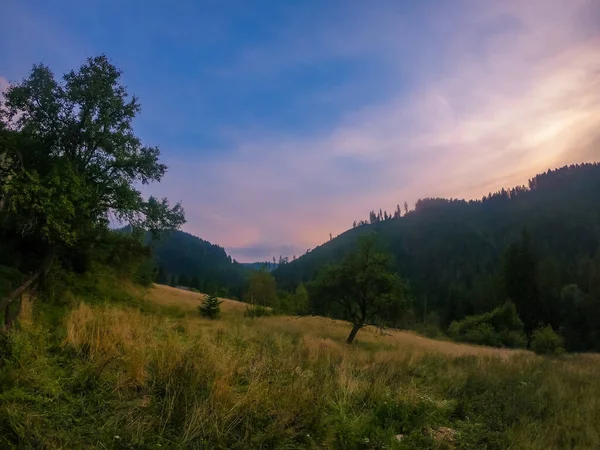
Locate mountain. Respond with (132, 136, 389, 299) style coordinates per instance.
(274, 163, 600, 351)
(148, 230, 248, 297)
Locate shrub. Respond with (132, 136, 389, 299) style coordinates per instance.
(244, 305, 272, 318)
(198, 295, 222, 319)
(530, 325, 564, 355)
(448, 302, 526, 348)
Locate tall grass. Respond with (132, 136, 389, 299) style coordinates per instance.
(0, 284, 599, 449)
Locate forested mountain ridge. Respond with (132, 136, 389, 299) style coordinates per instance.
(148, 230, 248, 297)
(274, 163, 600, 351)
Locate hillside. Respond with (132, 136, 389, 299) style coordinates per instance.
(2, 281, 599, 448)
(148, 230, 249, 297)
(240, 261, 279, 272)
(274, 163, 600, 351)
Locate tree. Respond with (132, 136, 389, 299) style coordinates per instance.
(294, 283, 309, 314)
(404, 201, 408, 215)
(0, 55, 185, 289)
(369, 210, 377, 224)
(245, 270, 278, 307)
(198, 294, 223, 319)
(311, 235, 406, 344)
(503, 229, 541, 333)
(155, 265, 168, 284)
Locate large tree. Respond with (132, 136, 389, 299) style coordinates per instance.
(245, 270, 278, 307)
(0, 55, 184, 285)
(311, 235, 406, 344)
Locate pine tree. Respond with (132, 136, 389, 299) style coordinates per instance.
(198, 294, 223, 319)
(155, 266, 168, 284)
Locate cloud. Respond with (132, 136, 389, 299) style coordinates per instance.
(4, 0, 599, 262)
(155, 0, 600, 261)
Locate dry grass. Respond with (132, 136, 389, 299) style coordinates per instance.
(148, 284, 529, 359)
(146, 284, 248, 316)
(2, 282, 600, 449)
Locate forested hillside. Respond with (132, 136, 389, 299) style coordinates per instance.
(275, 163, 600, 351)
(149, 230, 248, 297)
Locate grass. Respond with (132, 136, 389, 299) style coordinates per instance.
(1, 282, 599, 449)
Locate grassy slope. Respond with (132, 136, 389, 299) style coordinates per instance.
(1, 283, 599, 449)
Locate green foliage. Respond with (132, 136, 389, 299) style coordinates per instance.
(502, 229, 541, 333)
(244, 305, 272, 318)
(448, 302, 527, 348)
(293, 283, 310, 315)
(245, 270, 278, 307)
(530, 325, 564, 355)
(311, 235, 407, 343)
(178, 273, 190, 287)
(154, 266, 168, 284)
(0, 55, 184, 287)
(198, 294, 223, 320)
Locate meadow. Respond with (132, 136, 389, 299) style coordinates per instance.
(1, 281, 599, 449)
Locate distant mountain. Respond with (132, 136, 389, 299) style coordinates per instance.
(274, 163, 600, 351)
(240, 261, 279, 271)
(147, 230, 249, 297)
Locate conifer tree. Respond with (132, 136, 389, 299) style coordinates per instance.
(198, 294, 223, 319)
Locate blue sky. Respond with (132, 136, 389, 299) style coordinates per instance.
(2, 0, 600, 261)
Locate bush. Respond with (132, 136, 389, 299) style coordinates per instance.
(244, 305, 272, 318)
(448, 302, 527, 348)
(530, 325, 564, 355)
(198, 295, 222, 319)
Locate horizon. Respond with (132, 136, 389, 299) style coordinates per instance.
(2, 0, 599, 262)
(181, 160, 595, 264)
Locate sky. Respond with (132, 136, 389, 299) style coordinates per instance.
(1, 0, 600, 262)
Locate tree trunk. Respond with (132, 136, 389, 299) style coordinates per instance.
(1, 272, 39, 329)
(0, 247, 55, 330)
(346, 321, 363, 344)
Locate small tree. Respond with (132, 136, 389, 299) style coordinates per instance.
(311, 235, 406, 344)
(198, 294, 223, 319)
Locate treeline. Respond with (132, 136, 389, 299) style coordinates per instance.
(275, 163, 600, 352)
(352, 202, 410, 227)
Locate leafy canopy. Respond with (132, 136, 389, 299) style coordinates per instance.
(0, 55, 184, 251)
(311, 235, 406, 343)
